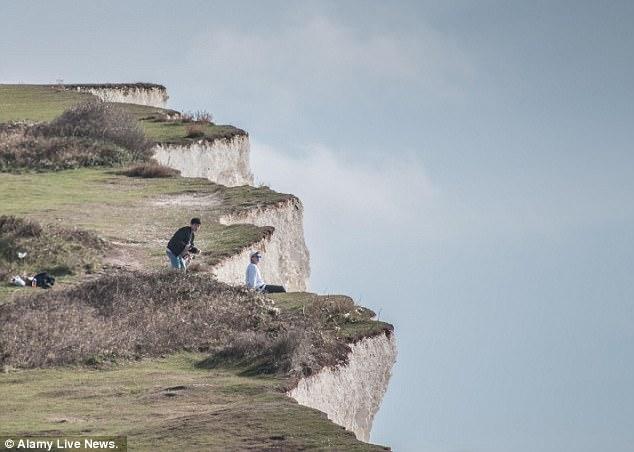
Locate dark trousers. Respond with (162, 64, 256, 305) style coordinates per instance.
(263, 285, 286, 293)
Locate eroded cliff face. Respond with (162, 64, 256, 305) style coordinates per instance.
(214, 198, 310, 291)
(142, 86, 394, 443)
(68, 84, 168, 108)
(288, 332, 397, 442)
(153, 135, 253, 187)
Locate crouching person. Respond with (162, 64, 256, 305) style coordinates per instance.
(166, 217, 201, 271)
(245, 251, 286, 293)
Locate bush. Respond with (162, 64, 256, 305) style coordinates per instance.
(0, 215, 106, 278)
(0, 215, 42, 237)
(181, 110, 213, 124)
(201, 328, 330, 377)
(0, 271, 354, 379)
(44, 102, 151, 156)
(0, 114, 152, 172)
(0, 272, 272, 368)
(184, 123, 205, 138)
(122, 163, 180, 178)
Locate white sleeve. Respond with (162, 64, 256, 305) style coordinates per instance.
(246, 264, 256, 288)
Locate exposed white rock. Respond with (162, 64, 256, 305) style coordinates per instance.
(71, 85, 168, 108)
(213, 197, 310, 291)
(153, 135, 254, 187)
(288, 332, 397, 442)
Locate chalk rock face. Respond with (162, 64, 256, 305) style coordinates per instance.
(153, 135, 253, 187)
(288, 332, 397, 442)
(69, 84, 168, 108)
(213, 197, 310, 291)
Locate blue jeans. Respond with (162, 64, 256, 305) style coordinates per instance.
(166, 249, 186, 271)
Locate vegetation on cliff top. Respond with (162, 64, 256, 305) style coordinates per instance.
(0, 85, 246, 147)
(0, 167, 293, 304)
(0, 352, 389, 451)
(0, 270, 392, 449)
(0, 102, 153, 172)
(0, 215, 107, 281)
(63, 82, 167, 91)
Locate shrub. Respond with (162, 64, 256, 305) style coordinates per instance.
(0, 271, 354, 379)
(43, 101, 151, 157)
(0, 135, 134, 172)
(0, 215, 42, 238)
(181, 110, 213, 124)
(122, 163, 180, 178)
(184, 123, 205, 138)
(202, 328, 329, 377)
(0, 215, 106, 278)
(0, 272, 272, 368)
(0, 114, 152, 172)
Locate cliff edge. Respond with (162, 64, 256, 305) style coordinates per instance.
(0, 82, 396, 449)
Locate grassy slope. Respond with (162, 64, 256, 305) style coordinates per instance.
(0, 85, 244, 144)
(0, 85, 94, 122)
(0, 168, 291, 304)
(0, 353, 387, 451)
(116, 102, 246, 144)
(271, 292, 393, 343)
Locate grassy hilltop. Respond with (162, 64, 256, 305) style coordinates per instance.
(0, 84, 392, 450)
(0, 85, 245, 145)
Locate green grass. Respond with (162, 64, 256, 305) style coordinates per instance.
(271, 292, 394, 343)
(116, 103, 246, 143)
(0, 85, 94, 122)
(0, 353, 388, 451)
(0, 168, 291, 304)
(0, 167, 289, 222)
(0, 85, 245, 145)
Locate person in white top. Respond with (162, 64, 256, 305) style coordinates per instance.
(245, 251, 286, 293)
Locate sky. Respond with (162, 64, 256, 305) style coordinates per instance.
(2, 1, 633, 451)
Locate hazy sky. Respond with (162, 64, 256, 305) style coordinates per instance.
(2, 2, 633, 451)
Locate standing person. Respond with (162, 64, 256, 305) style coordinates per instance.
(245, 251, 286, 293)
(166, 218, 201, 271)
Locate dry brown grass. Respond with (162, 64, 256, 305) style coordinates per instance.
(0, 124, 139, 172)
(0, 215, 107, 279)
(0, 102, 153, 172)
(0, 272, 351, 379)
(121, 162, 180, 178)
(184, 123, 205, 138)
(44, 101, 150, 154)
(181, 110, 214, 124)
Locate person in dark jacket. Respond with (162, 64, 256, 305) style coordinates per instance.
(166, 218, 201, 271)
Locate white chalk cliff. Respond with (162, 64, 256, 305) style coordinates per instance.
(152, 135, 254, 187)
(215, 197, 310, 292)
(68, 84, 168, 108)
(288, 332, 397, 442)
(146, 85, 395, 443)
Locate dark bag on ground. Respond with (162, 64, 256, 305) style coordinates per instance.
(34, 272, 55, 289)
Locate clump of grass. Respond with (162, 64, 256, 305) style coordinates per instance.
(0, 215, 106, 280)
(181, 110, 214, 124)
(122, 162, 180, 178)
(184, 123, 205, 138)
(200, 327, 347, 378)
